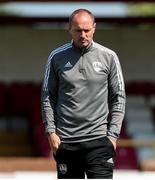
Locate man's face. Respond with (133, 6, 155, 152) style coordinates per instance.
(69, 12, 96, 48)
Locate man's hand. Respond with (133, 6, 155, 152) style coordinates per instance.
(107, 137, 117, 150)
(47, 133, 61, 155)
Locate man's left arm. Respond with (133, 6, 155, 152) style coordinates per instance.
(107, 53, 126, 148)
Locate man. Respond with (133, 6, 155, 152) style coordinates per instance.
(41, 9, 126, 179)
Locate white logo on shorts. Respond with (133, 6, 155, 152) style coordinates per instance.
(58, 164, 67, 174)
(107, 158, 114, 164)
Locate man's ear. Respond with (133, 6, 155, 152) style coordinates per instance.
(93, 23, 96, 33)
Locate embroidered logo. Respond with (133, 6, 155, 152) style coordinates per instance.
(92, 61, 103, 72)
(58, 164, 67, 174)
(64, 61, 72, 68)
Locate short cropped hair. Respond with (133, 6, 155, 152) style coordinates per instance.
(69, 9, 95, 28)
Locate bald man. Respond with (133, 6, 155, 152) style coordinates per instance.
(41, 9, 126, 179)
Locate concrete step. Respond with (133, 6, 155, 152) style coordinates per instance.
(0, 144, 35, 156)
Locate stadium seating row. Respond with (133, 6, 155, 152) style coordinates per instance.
(126, 81, 155, 96)
(0, 82, 50, 157)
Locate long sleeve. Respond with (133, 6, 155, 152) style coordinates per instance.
(107, 53, 126, 140)
(41, 52, 58, 134)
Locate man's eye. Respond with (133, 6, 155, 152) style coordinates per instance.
(84, 30, 90, 33)
(76, 30, 90, 33)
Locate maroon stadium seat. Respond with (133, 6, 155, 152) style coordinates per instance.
(8, 82, 40, 115)
(0, 82, 8, 115)
(126, 81, 155, 96)
(115, 146, 139, 170)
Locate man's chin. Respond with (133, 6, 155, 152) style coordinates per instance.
(75, 41, 89, 48)
(80, 42, 89, 48)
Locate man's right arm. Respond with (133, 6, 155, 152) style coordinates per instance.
(41, 53, 60, 150)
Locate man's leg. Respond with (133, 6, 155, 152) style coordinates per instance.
(54, 143, 85, 179)
(84, 137, 115, 179)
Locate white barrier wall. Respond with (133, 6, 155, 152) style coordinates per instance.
(0, 171, 155, 180)
(0, 25, 155, 82)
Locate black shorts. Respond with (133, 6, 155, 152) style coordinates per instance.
(54, 136, 116, 179)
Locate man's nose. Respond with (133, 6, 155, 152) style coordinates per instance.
(80, 31, 86, 37)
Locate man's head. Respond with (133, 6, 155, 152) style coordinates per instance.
(69, 9, 96, 48)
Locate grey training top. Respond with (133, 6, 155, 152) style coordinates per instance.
(41, 41, 126, 143)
